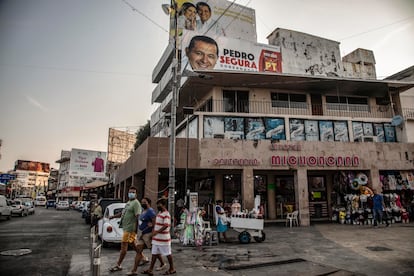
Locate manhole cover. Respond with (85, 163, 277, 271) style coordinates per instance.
(0, 249, 32, 256)
(366, 246, 392, 251)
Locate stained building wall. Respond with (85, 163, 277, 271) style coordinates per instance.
(267, 28, 343, 77)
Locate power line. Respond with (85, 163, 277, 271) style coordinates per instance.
(204, 0, 237, 35)
(339, 15, 414, 41)
(220, 0, 253, 37)
(121, 0, 169, 33)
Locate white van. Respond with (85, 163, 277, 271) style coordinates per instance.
(0, 195, 12, 220)
(35, 196, 46, 206)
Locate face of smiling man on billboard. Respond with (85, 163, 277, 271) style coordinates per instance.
(185, 35, 218, 70)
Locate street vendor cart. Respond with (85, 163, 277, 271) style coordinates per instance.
(230, 215, 265, 244)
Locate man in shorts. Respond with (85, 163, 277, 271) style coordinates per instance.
(127, 197, 165, 275)
(142, 198, 176, 275)
(109, 186, 142, 272)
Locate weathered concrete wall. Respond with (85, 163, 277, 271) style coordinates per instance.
(267, 28, 343, 77)
(342, 48, 377, 79)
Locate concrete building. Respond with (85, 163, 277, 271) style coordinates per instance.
(385, 66, 414, 142)
(114, 7, 414, 226)
(11, 160, 50, 198)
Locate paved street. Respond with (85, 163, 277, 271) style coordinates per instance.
(1, 208, 413, 276)
(70, 222, 414, 276)
(0, 207, 90, 276)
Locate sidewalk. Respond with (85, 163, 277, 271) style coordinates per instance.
(69, 223, 414, 276)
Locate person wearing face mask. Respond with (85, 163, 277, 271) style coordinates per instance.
(127, 198, 166, 275)
(109, 186, 142, 273)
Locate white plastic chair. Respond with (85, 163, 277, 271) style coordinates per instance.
(285, 210, 299, 227)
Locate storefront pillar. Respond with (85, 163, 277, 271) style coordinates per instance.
(242, 168, 254, 209)
(295, 168, 310, 226)
(267, 176, 277, 219)
(370, 169, 381, 192)
(214, 174, 223, 202)
(145, 164, 159, 207)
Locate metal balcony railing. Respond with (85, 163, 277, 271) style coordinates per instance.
(196, 100, 394, 119)
(402, 107, 414, 120)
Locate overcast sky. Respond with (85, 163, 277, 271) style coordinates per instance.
(0, 0, 413, 172)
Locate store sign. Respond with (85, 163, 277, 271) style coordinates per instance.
(270, 143, 302, 151)
(213, 158, 259, 166)
(271, 155, 360, 167)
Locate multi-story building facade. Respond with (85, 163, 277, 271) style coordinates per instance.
(114, 2, 414, 226)
(12, 160, 50, 198)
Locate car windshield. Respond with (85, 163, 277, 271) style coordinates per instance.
(13, 200, 22, 205)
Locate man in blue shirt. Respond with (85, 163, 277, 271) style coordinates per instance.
(372, 189, 389, 227)
(127, 197, 165, 275)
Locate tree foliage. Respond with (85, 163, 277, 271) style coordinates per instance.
(134, 120, 150, 150)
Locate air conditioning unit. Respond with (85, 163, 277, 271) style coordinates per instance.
(362, 136, 377, 142)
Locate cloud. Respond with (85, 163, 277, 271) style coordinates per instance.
(26, 95, 48, 112)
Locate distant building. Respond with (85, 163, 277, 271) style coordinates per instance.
(12, 160, 50, 198)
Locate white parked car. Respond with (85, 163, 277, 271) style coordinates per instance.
(56, 201, 70, 211)
(11, 199, 29, 217)
(0, 195, 12, 220)
(98, 203, 125, 247)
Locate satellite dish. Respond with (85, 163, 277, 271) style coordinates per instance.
(391, 115, 403, 126)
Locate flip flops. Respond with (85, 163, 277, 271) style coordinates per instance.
(109, 265, 122, 272)
(155, 263, 167, 271)
(141, 269, 153, 276)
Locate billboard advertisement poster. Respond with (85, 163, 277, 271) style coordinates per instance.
(305, 120, 319, 141)
(374, 123, 385, 142)
(15, 160, 50, 173)
(265, 118, 285, 140)
(69, 149, 106, 178)
(204, 116, 224, 138)
(352, 122, 363, 141)
(290, 119, 305, 141)
(246, 118, 265, 140)
(363, 122, 374, 136)
(383, 124, 396, 142)
(334, 121, 349, 142)
(181, 31, 281, 73)
(319, 121, 334, 141)
(224, 117, 244, 139)
(171, 0, 256, 43)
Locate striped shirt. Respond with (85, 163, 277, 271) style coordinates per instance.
(152, 210, 171, 246)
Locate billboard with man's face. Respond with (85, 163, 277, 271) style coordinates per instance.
(171, 0, 257, 42)
(69, 149, 107, 178)
(181, 33, 282, 73)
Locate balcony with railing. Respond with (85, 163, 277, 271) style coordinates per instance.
(402, 107, 414, 120)
(196, 99, 394, 119)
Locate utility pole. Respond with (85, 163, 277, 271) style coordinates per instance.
(168, 0, 180, 234)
